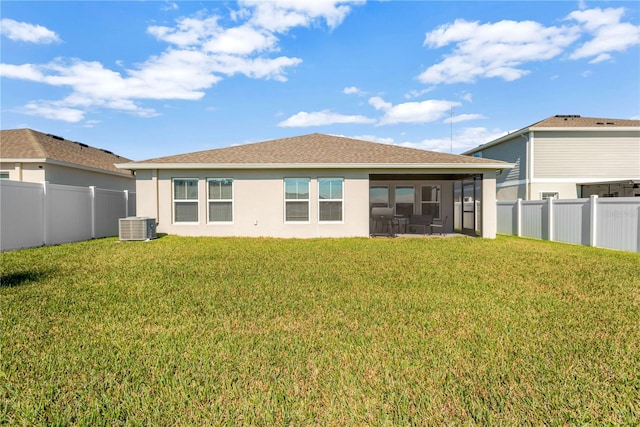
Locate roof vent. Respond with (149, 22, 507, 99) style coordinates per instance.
(555, 115, 581, 118)
(100, 148, 114, 155)
(596, 122, 604, 125)
(46, 134, 64, 141)
(606, 122, 614, 125)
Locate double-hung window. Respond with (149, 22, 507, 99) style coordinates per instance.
(318, 178, 343, 222)
(421, 185, 441, 219)
(173, 178, 199, 223)
(284, 178, 310, 222)
(208, 178, 233, 222)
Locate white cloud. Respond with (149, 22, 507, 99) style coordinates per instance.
(349, 134, 395, 144)
(404, 88, 434, 99)
(401, 127, 506, 154)
(1, 1, 363, 123)
(22, 102, 85, 123)
(0, 18, 61, 44)
(343, 86, 362, 95)
(418, 7, 639, 86)
(443, 113, 485, 124)
(460, 92, 473, 103)
(277, 109, 376, 127)
(369, 96, 460, 125)
(242, 0, 362, 33)
(567, 7, 640, 62)
(419, 18, 580, 84)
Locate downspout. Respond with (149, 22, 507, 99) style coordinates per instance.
(153, 169, 159, 223)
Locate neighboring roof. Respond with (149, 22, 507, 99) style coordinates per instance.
(1, 128, 133, 176)
(463, 115, 640, 155)
(117, 133, 511, 170)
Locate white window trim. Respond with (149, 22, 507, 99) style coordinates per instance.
(420, 184, 441, 220)
(207, 178, 234, 224)
(172, 178, 199, 224)
(318, 177, 344, 224)
(284, 178, 311, 224)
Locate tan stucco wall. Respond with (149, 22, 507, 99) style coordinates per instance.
(0, 161, 135, 191)
(138, 169, 371, 238)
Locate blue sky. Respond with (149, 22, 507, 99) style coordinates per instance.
(1, 1, 639, 160)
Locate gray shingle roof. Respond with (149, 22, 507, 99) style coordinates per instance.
(126, 133, 507, 167)
(530, 116, 640, 128)
(0, 129, 132, 176)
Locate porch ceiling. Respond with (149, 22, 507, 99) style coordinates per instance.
(370, 173, 480, 180)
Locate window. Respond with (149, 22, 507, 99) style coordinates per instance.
(395, 186, 414, 217)
(369, 186, 389, 208)
(541, 192, 559, 200)
(173, 178, 199, 223)
(0, 172, 9, 180)
(319, 178, 343, 222)
(208, 178, 233, 222)
(421, 185, 441, 219)
(285, 178, 310, 222)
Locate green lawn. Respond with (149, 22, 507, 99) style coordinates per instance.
(1, 235, 639, 425)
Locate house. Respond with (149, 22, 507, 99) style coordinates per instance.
(0, 129, 135, 191)
(462, 115, 640, 200)
(116, 133, 512, 238)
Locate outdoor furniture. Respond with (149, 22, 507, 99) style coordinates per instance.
(371, 207, 397, 237)
(407, 214, 432, 235)
(429, 216, 448, 236)
(395, 216, 409, 234)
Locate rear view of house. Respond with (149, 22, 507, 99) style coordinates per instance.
(463, 116, 640, 200)
(117, 133, 512, 238)
(0, 129, 135, 191)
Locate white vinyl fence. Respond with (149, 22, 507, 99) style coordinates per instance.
(497, 196, 640, 253)
(1, 180, 135, 251)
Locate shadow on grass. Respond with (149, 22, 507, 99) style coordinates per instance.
(0, 270, 52, 287)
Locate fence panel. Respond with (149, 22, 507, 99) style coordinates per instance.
(128, 192, 137, 217)
(496, 201, 517, 235)
(94, 188, 127, 238)
(48, 184, 92, 245)
(0, 181, 44, 251)
(521, 201, 546, 240)
(596, 198, 640, 252)
(553, 199, 590, 246)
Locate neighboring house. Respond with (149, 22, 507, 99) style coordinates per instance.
(462, 115, 640, 200)
(116, 133, 512, 238)
(0, 129, 135, 191)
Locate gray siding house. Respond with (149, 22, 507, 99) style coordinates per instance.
(117, 134, 512, 238)
(462, 116, 640, 200)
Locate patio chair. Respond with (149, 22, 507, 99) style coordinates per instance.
(430, 216, 448, 236)
(407, 214, 432, 235)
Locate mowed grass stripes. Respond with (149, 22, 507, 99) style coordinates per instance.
(1, 236, 639, 425)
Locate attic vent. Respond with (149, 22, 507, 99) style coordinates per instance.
(46, 134, 64, 140)
(606, 122, 615, 125)
(75, 142, 89, 148)
(101, 148, 114, 155)
(596, 122, 605, 125)
(555, 115, 581, 118)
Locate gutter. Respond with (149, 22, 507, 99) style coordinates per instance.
(116, 162, 514, 171)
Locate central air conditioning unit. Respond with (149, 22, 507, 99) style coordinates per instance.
(119, 217, 157, 241)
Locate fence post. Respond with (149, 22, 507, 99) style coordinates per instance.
(90, 186, 96, 239)
(124, 190, 129, 218)
(42, 181, 50, 246)
(516, 198, 522, 237)
(548, 197, 554, 242)
(589, 195, 598, 247)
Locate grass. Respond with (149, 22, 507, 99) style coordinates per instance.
(1, 235, 639, 425)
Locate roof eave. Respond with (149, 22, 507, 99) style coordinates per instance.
(3, 157, 135, 178)
(116, 162, 513, 171)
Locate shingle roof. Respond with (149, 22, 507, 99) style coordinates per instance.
(530, 115, 640, 128)
(0, 129, 132, 176)
(124, 133, 507, 168)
